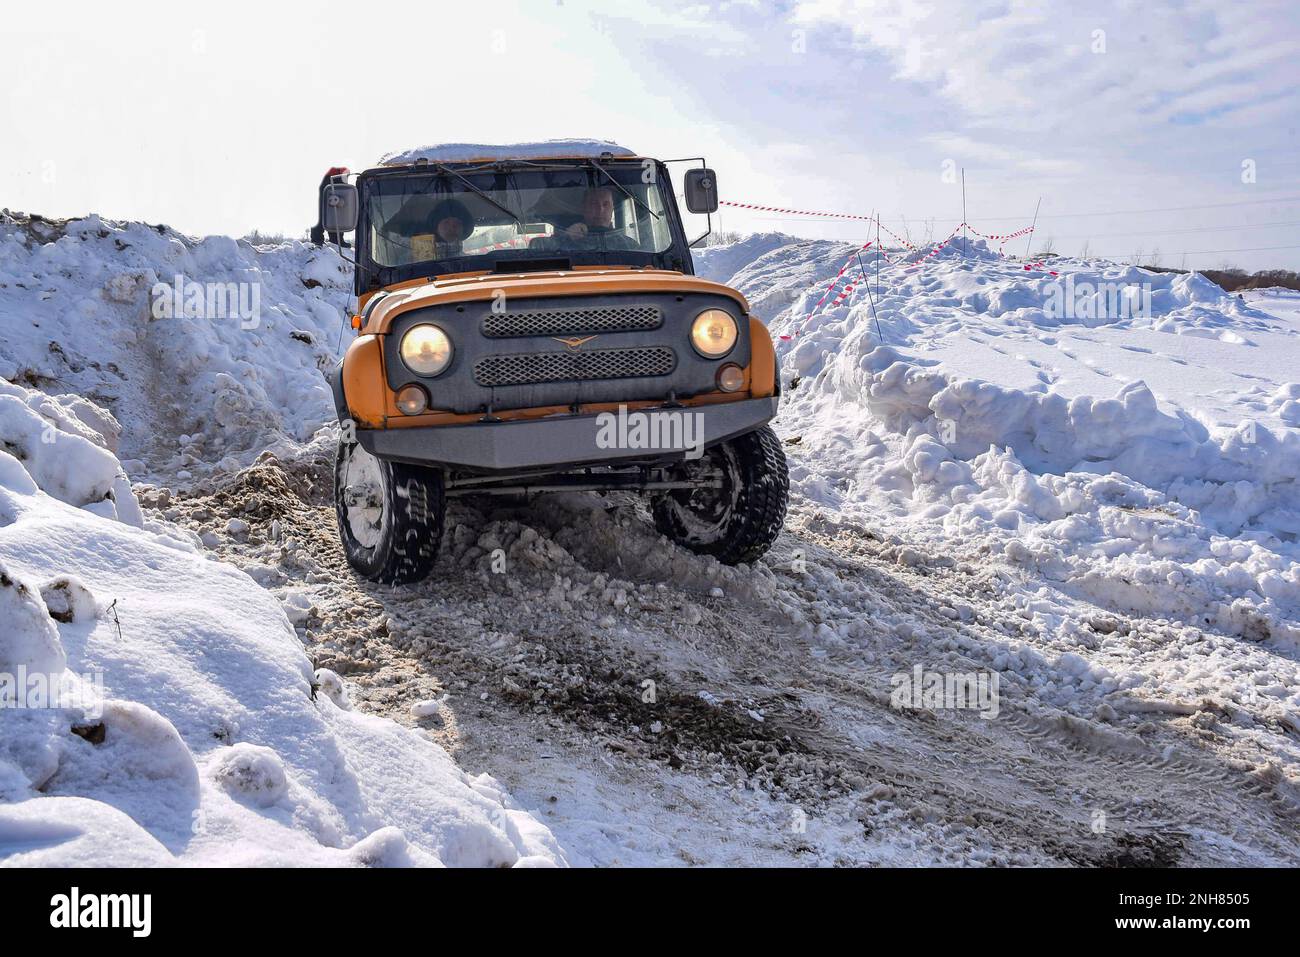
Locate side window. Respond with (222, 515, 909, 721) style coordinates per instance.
(631, 192, 652, 246)
(646, 185, 674, 251)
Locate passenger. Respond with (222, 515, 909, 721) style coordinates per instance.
(383, 197, 475, 262)
(425, 199, 475, 257)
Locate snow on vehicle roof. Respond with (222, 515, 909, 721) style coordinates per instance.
(378, 140, 638, 166)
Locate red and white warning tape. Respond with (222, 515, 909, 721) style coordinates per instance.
(964, 223, 1036, 243)
(872, 219, 1036, 258)
(718, 200, 875, 222)
(873, 219, 918, 251)
(719, 197, 1056, 338)
(721, 197, 1032, 237)
(828, 274, 867, 308)
(903, 224, 965, 267)
(720, 197, 1039, 253)
(812, 241, 874, 309)
(780, 240, 876, 339)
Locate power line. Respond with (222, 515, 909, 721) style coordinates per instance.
(977, 195, 1300, 221)
(1054, 243, 1298, 258)
(747, 215, 1300, 240)
(1044, 220, 1300, 240)
(730, 193, 1300, 224)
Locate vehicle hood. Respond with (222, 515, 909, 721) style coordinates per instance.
(364, 268, 751, 334)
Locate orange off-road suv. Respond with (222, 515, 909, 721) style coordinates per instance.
(313, 142, 787, 584)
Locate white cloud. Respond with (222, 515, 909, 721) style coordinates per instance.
(3, 0, 1296, 269)
(924, 133, 1081, 177)
(790, 0, 1300, 133)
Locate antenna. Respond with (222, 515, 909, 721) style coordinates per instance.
(961, 168, 968, 259)
(857, 249, 886, 346)
(875, 213, 881, 302)
(1026, 197, 1042, 258)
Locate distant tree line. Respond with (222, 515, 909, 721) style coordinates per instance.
(1143, 265, 1300, 293)
(701, 230, 744, 247)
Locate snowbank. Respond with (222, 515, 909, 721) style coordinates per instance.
(692, 232, 806, 285)
(379, 140, 636, 166)
(0, 213, 352, 483)
(0, 378, 564, 867)
(700, 232, 1300, 648)
(0, 377, 142, 526)
(5, 209, 1295, 865)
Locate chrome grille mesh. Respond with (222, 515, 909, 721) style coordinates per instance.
(474, 347, 676, 388)
(483, 305, 661, 338)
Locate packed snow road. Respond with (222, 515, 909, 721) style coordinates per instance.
(150, 445, 1299, 866)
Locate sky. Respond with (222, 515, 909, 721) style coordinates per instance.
(3, 0, 1298, 270)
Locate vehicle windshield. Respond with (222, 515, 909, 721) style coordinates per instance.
(360, 162, 683, 284)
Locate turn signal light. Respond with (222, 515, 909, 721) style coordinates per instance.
(717, 364, 745, 392)
(395, 384, 429, 416)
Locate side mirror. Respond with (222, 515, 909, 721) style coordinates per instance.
(322, 182, 359, 234)
(684, 168, 719, 214)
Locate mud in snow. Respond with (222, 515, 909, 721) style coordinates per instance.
(142, 439, 1300, 867)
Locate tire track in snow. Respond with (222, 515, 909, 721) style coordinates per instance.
(146, 449, 1300, 866)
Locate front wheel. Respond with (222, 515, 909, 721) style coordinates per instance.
(334, 434, 444, 585)
(651, 425, 789, 565)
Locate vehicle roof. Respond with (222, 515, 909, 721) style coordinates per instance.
(377, 140, 640, 167)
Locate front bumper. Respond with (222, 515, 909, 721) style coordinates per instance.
(357, 396, 779, 472)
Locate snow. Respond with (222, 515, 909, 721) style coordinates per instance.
(2, 205, 1298, 867)
(0, 563, 67, 678)
(39, 575, 98, 624)
(379, 140, 637, 167)
(701, 236, 1300, 653)
(0, 213, 353, 485)
(410, 696, 447, 719)
(693, 232, 804, 285)
(688, 234, 1300, 758)
(0, 372, 565, 867)
(0, 378, 142, 525)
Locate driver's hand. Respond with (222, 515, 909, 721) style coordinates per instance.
(565, 223, 589, 239)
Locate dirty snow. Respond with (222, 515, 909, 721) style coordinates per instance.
(0, 213, 353, 484)
(0, 374, 565, 867)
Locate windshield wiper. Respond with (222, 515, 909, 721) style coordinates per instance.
(432, 163, 523, 227)
(587, 160, 661, 220)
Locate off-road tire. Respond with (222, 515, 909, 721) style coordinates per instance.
(651, 425, 788, 565)
(335, 435, 444, 585)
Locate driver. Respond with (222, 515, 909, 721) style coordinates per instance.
(562, 187, 638, 250)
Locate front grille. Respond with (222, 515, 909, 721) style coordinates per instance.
(474, 347, 676, 388)
(482, 304, 662, 338)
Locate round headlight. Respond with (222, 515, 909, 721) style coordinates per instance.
(690, 309, 738, 358)
(400, 324, 453, 377)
